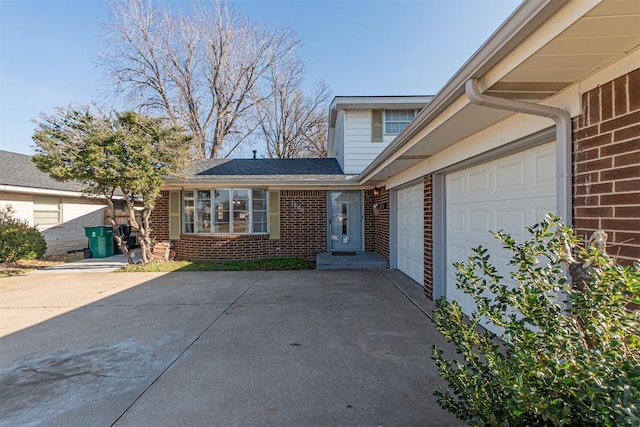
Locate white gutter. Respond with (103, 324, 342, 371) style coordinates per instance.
(465, 78, 572, 224)
(0, 184, 88, 198)
(0, 184, 129, 200)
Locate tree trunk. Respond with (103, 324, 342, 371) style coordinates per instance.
(105, 196, 134, 264)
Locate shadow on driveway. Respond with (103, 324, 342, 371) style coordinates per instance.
(0, 269, 462, 426)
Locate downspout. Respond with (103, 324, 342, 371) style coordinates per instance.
(465, 79, 572, 225)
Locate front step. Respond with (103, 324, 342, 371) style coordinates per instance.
(316, 252, 388, 270)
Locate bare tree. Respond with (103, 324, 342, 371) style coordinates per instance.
(100, 0, 300, 159)
(252, 57, 330, 158)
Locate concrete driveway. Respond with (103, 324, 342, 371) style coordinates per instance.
(0, 269, 462, 426)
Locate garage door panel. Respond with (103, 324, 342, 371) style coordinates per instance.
(447, 175, 466, 198)
(535, 152, 556, 183)
(445, 142, 556, 335)
(469, 210, 491, 233)
(469, 170, 491, 194)
(496, 159, 526, 191)
(397, 184, 424, 284)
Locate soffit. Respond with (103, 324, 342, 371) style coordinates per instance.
(486, 0, 640, 100)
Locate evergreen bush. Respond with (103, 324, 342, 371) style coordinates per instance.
(0, 205, 47, 262)
(432, 214, 640, 426)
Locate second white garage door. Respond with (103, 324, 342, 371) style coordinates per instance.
(445, 142, 556, 331)
(397, 183, 424, 284)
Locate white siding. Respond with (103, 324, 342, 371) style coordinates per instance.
(0, 192, 32, 223)
(343, 110, 396, 174)
(333, 110, 346, 172)
(0, 191, 107, 255)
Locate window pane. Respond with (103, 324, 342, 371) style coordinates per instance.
(385, 109, 415, 134)
(183, 197, 195, 233)
(252, 210, 267, 233)
(231, 190, 248, 233)
(252, 197, 267, 211)
(183, 191, 195, 233)
(34, 211, 60, 225)
(214, 222, 229, 233)
(33, 196, 61, 226)
(233, 210, 248, 233)
(252, 189, 267, 200)
(213, 190, 230, 233)
(196, 190, 211, 233)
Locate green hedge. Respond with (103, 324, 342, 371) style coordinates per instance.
(0, 206, 47, 262)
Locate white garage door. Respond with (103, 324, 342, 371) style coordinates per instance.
(445, 142, 556, 332)
(397, 183, 424, 284)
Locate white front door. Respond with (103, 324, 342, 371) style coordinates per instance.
(396, 183, 424, 284)
(445, 142, 556, 333)
(328, 191, 362, 252)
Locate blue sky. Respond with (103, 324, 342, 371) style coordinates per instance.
(0, 0, 521, 155)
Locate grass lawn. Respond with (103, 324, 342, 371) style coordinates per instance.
(119, 257, 315, 273)
(0, 252, 86, 278)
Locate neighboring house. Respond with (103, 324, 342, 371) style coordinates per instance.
(0, 150, 108, 255)
(152, 0, 639, 319)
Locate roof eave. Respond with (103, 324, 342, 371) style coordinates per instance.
(356, 0, 567, 183)
(163, 175, 363, 189)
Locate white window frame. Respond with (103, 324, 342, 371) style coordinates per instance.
(33, 196, 62, 228)
(384, 109, 416, 135)
(182, 188, 268, 235)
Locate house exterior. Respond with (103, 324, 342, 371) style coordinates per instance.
(153, 0, 639, 318)
(0, 150, 108, 255)
(152, 96, 431, 261)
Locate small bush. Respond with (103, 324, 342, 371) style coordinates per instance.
(432, 215, 640, 426)
(0, 205, 47, 263)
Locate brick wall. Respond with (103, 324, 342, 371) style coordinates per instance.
(423, 175, 434, 299)
(373, 187, 390, 261)
(363, 189, 376, 252)
(150, 192, 170, 241)
(278, 190, 327, 258)
(573, 68, 640, 263)
(150, 189, 328, 261)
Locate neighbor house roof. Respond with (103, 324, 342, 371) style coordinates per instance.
(0, 150, 85, 194)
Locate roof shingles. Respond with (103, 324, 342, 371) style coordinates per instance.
(0, 150, 84, 192)
(189, 158, 344, 176)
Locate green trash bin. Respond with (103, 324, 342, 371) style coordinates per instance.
(84, 226, 114, 258)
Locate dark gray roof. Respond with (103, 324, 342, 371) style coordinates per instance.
(189, 158, 344, 176)
(0, 150, 85, 192)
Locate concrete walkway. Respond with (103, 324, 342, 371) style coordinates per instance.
(0, 269, 462, 426)
(31, 253, 139, 274)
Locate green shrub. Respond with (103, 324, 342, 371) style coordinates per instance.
(432, 214, 640, 426)
(0, 205, 47, 262)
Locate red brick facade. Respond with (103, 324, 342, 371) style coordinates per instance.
(363, 189, 377, 253)
(151, 189, 383, 261)
(373, 187, 390, 262)
(573, 69, 640, 263)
